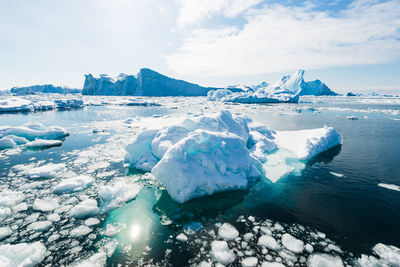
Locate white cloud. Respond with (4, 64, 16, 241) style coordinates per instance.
(168, 0, 400, 76)
(176, 0, 262, 27)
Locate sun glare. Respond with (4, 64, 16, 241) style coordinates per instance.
(130, 224, 141, 240)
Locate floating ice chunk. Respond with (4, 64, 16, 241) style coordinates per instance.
(281, 233, 304, 253)
(274, 126, 342, 161)
(372, 243, 400, 265)
(0, 242, 46, 267)
(0, 189, 24, 207)
(218, 223, 239, 241)
(152, 130, 261, 203)
(99, 181, 141, 212)
(53, 175, 94, 194)
(261, 262, 285, 267)
(28, 163, 65, 179)
(70, 225, 92, 237)
(72, 251, 107, 267)
(176, 233, 188, 242)
(347, 116, 359, 120)
(307, 253, 344, 267)
(330, 172, 344, 177)
(258, 235, 280, 251)
(70, 199, 99, 218)
(33, 198, 59, 212)
(0, 122, 69, 142)
(104, 224, 120, 237)
(305, 244, 314, 253)
(241, 257, 258, 267)
(0, 207, 12, 220)
(262, 149, 305, 183)
(12, 202, 28, 212)
(0, 226, 12, 240)
(27, 221, 53, 232)
(47, 213, 61, 222)
(378, 183, 400, 192)
(85, 218, 101, 226)
(26, 139, 62, 148)
(211, 240, 236, 265)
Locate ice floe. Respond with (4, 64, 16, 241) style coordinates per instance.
(126, 110, 342, 202)
(98, 181, 142, 212)
(33, 198, 59, 212)
(28, 163, 65, 179)
(70, 199, 99, 218)
(378, 183, 400, 192)
(53, 175, 94, 193)
(0, 242, 46, 266)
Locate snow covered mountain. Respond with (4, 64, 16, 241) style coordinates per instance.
(82, 68, 220, 96)
(208, 70, 337, 103)
(11, 85, 81, 95)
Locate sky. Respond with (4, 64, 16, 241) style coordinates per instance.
(0, 0, 400, 93)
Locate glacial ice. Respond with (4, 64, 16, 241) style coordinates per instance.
(218, 223, 239, 241)
(11, 84, 81, 95)
(211, 240, 236, 265)
(27, 221, 53, 232)
(207, 70, 336, 104)
(307, 254, 344, 267)
(98, 181, 142, 212)
(33, 198, 59, 212)
(53, 175, 94, 194)
(0, 96, 83, 113)
(0, 242, 46, 267)
(28, 163, 65, 179)
(281, 233, 304, 253)
(0, 122, 69, 150)
(70, 199, 99, 218)
(125, 110, 342, 202)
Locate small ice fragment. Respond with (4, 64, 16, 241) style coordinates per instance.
(261, 262, 285, 267)
(241, 257, 258, 267)
(27, 221, 53, 232)
(307, 253, 344, 267)
(33, 198, 59, 212)
(26, 139, 62, 148)
(85, 218, 100, 226)
(70, 225, 92, 237)
(281, 233, 304, 253)
(99, 181, 141, 213)
(218, 223, 239, 241)
(104, 224, 120, 237)
(27, 163, 65, 179)
(53, 175, 94, 194)
(258, 235, 280, 251)
(176, 233, 188, 242)
(70, 199, 99, 218)
(211, 240, 236, 265)
(330, 172, 344, 177)
(378, 183, 400, 192)
(0, 226, 12, 240)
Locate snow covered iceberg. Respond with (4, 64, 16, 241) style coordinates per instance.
(0, 122, 69, 150)
(83, 68, 219, 96)
(0, 96, 83, 113)
(125, 110, 342, 203)
(207, 70, 337, 104)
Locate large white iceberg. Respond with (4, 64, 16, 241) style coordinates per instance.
(125, 110, 342, 203)
(207, 70, 337, 104)
(11, 84, 81, 95)
(83, 68, 219, 96)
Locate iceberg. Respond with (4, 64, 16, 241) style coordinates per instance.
(10, 84, 81, 95)
(0, 122, 69, 150)
(125, 110, 342, 203)
(207, 70, 337, 104)
(82, 68, 219, 96)
(0, 96, 83, 113)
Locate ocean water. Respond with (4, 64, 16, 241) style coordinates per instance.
(0, 96, 400, 266)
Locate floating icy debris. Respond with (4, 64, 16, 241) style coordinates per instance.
(70, 199, 99, 218)
(211, 240, 236, 265)
(261, 262, 285, 267)
(307, 253, 344, 267)
(85, 217, 100, 226)
(0, 96, 83, 113)
(0, 207, 12, 221)
(241, 257, 258, 267)
(126, 110, 342, 202)
(104, 224, 120, 237)
(258, 235, 280, 251)
(53, 175, 94, 194)
(26, 139, 63, 148)
(28, 163, 65, 179)
(27, 221, 53, 232)
(99, 181, 141, 213)
(218, 223, 239, 241)
(47, 213, 61, 222)
(72, 251, 107, 267)
(274, 126, 342, 161)
(0, 189, 24, 207)
(70, 225, 92, 237)
(346, 116, 359, 120)
(33, 198, 59, 212)
(281, 233, 304, 253)
(176, 233, 188, 242)
(378, 183, 400, 192)
(0, 226, 12, 240)
(330, 172, 344, 177)
(0, 242, 46, 266)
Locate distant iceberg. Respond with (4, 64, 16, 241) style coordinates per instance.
(125, 110, 342, 203)
(83, 68, 220, 96)
(11, 84, 81, 95)
(208, 70, 337, 103)
(0, 96, 83, 113)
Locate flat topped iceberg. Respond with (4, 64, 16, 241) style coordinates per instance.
(0, 122, 69, 150)
(207, 70, 337, 104)
(125, 110, 342, 203)
(0, 96, 83, 113)
(10, 84, 81, 95)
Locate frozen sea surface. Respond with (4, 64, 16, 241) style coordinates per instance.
(0, 95, 400, 266)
